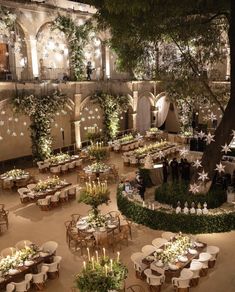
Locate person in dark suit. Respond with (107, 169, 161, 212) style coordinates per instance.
(162, 158, 169, 183)
(170, 158, 179, 181)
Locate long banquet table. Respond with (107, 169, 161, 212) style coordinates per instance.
(141, 236, 206, 283)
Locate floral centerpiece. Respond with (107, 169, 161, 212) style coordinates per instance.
(85, 162, 110, 173)
(87, 142, 108, 161)
(34, 176, 61, 192)
(74, 252, 128, 292)
(49, 153, 70, 164)
(134, 140, 169, 156)
(3, 169, 28, 179)
(154, 233, 192, 264)
(78, 179, 110, 216)
(0, 245, 38, 275)
(149, 127, 160, 133)
(87, 211, 106, 229)
(113, 134, 134, 144)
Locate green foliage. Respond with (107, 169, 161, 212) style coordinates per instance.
(117, 187, 235, 234)
(94, 92, 129, 139)
(155, 182, 227, 209)
(12, 91, 67, 160)
(75, 257, 128, 292)
(0, 5, 16, 37)
(52, 14, 92, 81)
(87, 144, 108, 161)
(78, 188, 110, 212)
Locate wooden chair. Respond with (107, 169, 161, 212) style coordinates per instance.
(126, 284, 146, 292)
(71, 213, 81, 224)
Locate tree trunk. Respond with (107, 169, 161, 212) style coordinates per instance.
(200, 0, 235, 182)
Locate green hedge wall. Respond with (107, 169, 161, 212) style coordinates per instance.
(155, 182, 227, 209)
(117, 188, 235, 234)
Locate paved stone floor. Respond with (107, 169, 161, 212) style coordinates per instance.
(1, 151, 235, 292)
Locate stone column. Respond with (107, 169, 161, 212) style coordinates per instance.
(132, 112, 137, 130)
(74, 120, 82, 149)
(226, 46, 230, 80)
(29, 36, 39, 78)
(105, 45, 110, 79)
(73, 93, 82, 149)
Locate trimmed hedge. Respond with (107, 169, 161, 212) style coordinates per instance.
(155, 182, 227, 209)
(117, 188, 235, 234)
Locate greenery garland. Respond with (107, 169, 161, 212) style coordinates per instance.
(117, 187, 235, 234)
(52, 14, 92, 81)
(93, 92, 129, 139)
(12, 91, 67, 161)
(155, 182, 227, 209)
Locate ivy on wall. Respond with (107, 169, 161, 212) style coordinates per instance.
(94, 92, 129, 139)
(52, 14, 92, 81)
(12, 91, 67, 161)
(0, 5, 16, 38)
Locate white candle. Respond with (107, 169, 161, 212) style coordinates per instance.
(117, 251, 120, 262)
(83, 261, 86, 270)
(103, 247, 106, 258)
(87, 247, 90, 261)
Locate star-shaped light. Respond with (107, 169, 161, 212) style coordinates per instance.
(157, 150, 165, 159)
(189, 183, 200, 194)
(209, 112, 216, 121)
(198, 131, 205, 139)
(215, 162, 225, 173)
(221, 143, 231, 154)
(205, 132, 215, 144)
(179, 147, 189, 158)
(198, 170, 209, 182)
(231, 130, 235, 138)
(0, 120, 4, 126)
(203, 116, 209, 122)
(193, 159, 202, 169)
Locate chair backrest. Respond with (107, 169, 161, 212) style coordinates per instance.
(144, 269, 164, 286)
(141, 245, 156, 255)
(41, 241, 58, 254)
(6, 283, 15, 292)
(152, 238, 167, 248)
(71, 213, 81, 223)
(150, 263, 165, 275)
(32, 271, 45, 283)
(1, 247, 16, 257)
(198, 252, 212, 263)
(130, 252, 144, 263)
(15, 240, 32, 250)
(161, 231, 176, 240)
(206, 245, 220, 258)
(27, 184, 36, 190)
(18, 188, 29, 195)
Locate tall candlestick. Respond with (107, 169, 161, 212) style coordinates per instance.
(91, 257, 95, 270)
(110, 259, 113, 271)
(103, 247, 106, 258)
(117, 251, 120, 262)
(87, 247, 90, 261)
(83, 261, 86, 270)
(105, 264, 108, 277)
(95, 250, 99, 262)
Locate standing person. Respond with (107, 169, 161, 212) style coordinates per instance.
(183, 158, 191, 182)
(86, 61, 94, 80)
(179, 158, 185, 181)
(135, 170, 146, 200)
(162, 158, 169, 183)
(170, 158, 179, 181)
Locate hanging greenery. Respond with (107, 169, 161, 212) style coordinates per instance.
(52, 14, 92, 81)
(12, 91, 67, 161)
(0, 5, 16, 38)
(93, 92, 129, 139)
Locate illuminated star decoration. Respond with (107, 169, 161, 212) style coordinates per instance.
(215, 162, 225, 173)
(221, 143, 231, 154)
(189, 183, 200, 194)
(0, 120, 4, 126)
(193, 159, 202, 169)
(198, 131, 205, 139)
(157, 150, 165, 159)
(198, 170, 209, 182)
(209, 112, 217, 122)
(231, 130, 235, 138)
(179, 147, 189, 158)
(205, 132, 215, 145)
